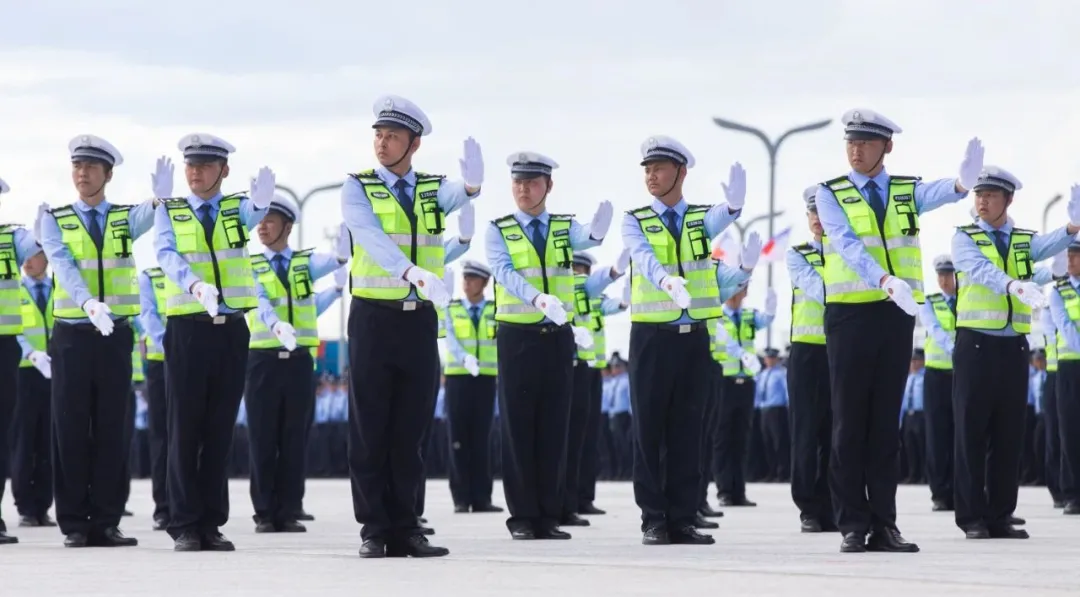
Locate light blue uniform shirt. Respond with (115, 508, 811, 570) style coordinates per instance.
(754, 365, 788, 408)
(341, 167, 475, 300)
(1030, 366, 1046, 413)
(315, 287, 340, 316)
(41, 198, 157, 323)
(154, 192, 267, 314)
(236, 398, 248, 426)
(434, 387, 446, 420)
(1041, 307, 1059, 352)
(716, 305, 775, 376)
(253, 247, 340, 330)
(816, 169, 966, 292)
(1048, 275, 1080, 353)
(621, 198, 740, 324)
(786, 239, 824, 305)
(601, 377, 614, 414)
(902, 368, 925, 414)
(951, 218, 1071, 336)
(137, 271, 166, 351)
(134, 392, 149, 430)
(610, 372, 631, 414)
(2, 227, 42, 269)
(485, 209, 600, 323)
(16, 276, 52, 358)
(331, 388, 349, 421)
(920, 291, 957, 356)
(314, 392, 330, 424)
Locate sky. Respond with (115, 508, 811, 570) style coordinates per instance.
(2, 0, 1079, 357)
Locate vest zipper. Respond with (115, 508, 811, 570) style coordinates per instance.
(538, 227, 549, 295)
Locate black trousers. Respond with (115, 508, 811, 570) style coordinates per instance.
(761, 406, 791, 481)
(578, 367, 603, 508)
(825, 301, 913, 535)
(610, 412, 633, 479)
(952, 329, 1028, 530)
(414, 359, 442, 519)
(1057, 361, 1080, 504)
(1020, 404, 1039, 484)
(144, 360, 169, 520)
(0, 336, 20, 532)
(629, 323, 709, 530)
(51, 320, 134, 536)
(497, 323, 574, 532)
(716, 376, 755, 499)
(699, 362, 722, 507)
(12, 367, 53, 519)
(787, 342, 833, 524)
(1044, 371, 1063, 503)
(922, 367, 954, 505)
(348, 299, 438, 542)
(246, 349, 315, 525)
(121, 388, 136, 510)
(164, 315, 249, 538)
(561, 361, 593, 517)
(902, 412, 926, 482)
(445, 374, 496, 508)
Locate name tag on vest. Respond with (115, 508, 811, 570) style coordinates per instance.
(293, 264, 309, 271)
(686, 220, 703, 228)
(222, 208, 239, 217)
(110, 219, 128, 227)
(61, 223, 79, 230)
(174, 215, 192, 222)
(893, 194, 913, 203)
(1015, 242, 1030, 249)
(553, 229, 569, 237)
(419, 190, 438, 199)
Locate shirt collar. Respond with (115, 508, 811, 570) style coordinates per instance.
(809, 238, 822, 251)
(651, 198, 688, 217)
(977, 217, 1014, 235)
(848, 168, 890, 192)
(22, 276, 51, 290)
(465, 297, 486, 309)
(1070, 275, 1080, 287)
(515, 210, 550, 228)
(73, 199, 112, 215)
(265, 247, 294, 261)
(377, 167, 417, 189)
(187, 192, 224, 210)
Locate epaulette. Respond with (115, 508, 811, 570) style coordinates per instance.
(162, 198, 190, 209)
(414, 172, 446, 181)
(493, 215, 518, 228)
(824, 175, 853, 191)
(49, 205, 76, 217)
(1055, 278, 1072, 290)
(793, 242, 815, 253)
(925, 292, 944, 302)
(294, 248, 315, 257)
(449, 298, 462, 306)
(1013, 227, 1038, 236)
(222, 193, 248, 201)
(549, 213, 574, 220)
(889, 175, 923, 182)
(144, 267, 164, 277)
(629, 206, 656, 220)
(957, 224, 982, 234)
(110, 204, 132, 212)
(349, 170, 381, 185)
(686, 204, 713, 212)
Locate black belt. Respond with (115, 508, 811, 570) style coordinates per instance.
(57, 317, 130, 330)
(638, 321, 707, 334)
(175, 312, 246, 325)
(357, 297, 433, 311)
(251, 347, 308, 359)
(498, 321, 567, 334)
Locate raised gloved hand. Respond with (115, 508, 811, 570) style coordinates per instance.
(333, 266, 348, 290)
(459, 137, 484, 188)
(273, 321, 298, 351)
(764, 288, 777, 316)
(82, 299, 114, 336)
(572, 326, 594, 349)
(533, 293, 568, 326)
(29, 350, 51, 379)
(405, 266, 450, 307)
(741, 231, 763, 270)
(881, 275, 918, 316)
(589, 201, 614, 240)
(463, 354, 481, 377)
(659, 275, 691, 309)
(458, 202, 475, 241)
(722, 162, 747, 210)
(33, 202, 49, 244)
(620, 280, 631, 307)
(1068, 184, 1080, 226)
(191, 281, 220, 317)
(151, 156, 174, 199)
(613, 247, 631, 277)
(336, 222, 351, 262)
(957, 138, 985, 191)
(1052, 250, 1068, 279)
(249, 166, 276, 209)
(443, 267, 455, 295)
(1009, 280, 1046, 309)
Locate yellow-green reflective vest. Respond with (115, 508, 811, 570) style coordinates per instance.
(0, 225, 24, 335)
(923, 293, 955, 370)
(1047, 330, 1059, 372)
(247, 250, 319, 349)
(49, 205, 140, 319)
(437, 311, 447, 339)
(714, 308, 756, 376)
(628, 206, 721, 322)
(589, 295, 608, 368)
(18, 283, 53, 368)
(493, 214, 575, 324)
(1054, 279, 1080, 361)
(131, 329, 145, 382)
(143, 267, 168, 362)
(347, 170, 445, 301)
(821, 176, 925, 304)
(160, 196, 258, 316)
(573, 273, 596, 361)
(955, 226, 1034, 333)
(790, 243, 826, 345)
(443, 300, 497, 376)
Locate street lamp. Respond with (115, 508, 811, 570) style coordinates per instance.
(274, 182, 347, 248)
(1042, 193, 1063, 234)
(713, 117, 832, 347)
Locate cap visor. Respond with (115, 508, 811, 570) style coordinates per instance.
(844, 131, 889, 142)
(184, 154, 226, 165)
(511, 171, 546, 180)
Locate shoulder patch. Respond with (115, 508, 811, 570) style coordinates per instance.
(686, 204, 713, 212)
(549, 213, 574, 221)
(294, 248, 315, 257)
(414, 172, 446, 181)
(163, 198, 190, 209)
(631, 207, 657, 220)
(110, 205, 132, 213)
(1013, 227, 1037, 236)
(494, 215, 519, 228)
(958, 225, 982, 234)
(889, 175, 923, 182)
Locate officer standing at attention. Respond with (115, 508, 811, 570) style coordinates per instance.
(622, 135, 747, 546)
(785, 185, 836, 533)
(1041, 251, 1068, 509)
(343, 94, 483, 558)
(919, 255, 957, 512)
(816, 109, 983, 553)
(39, 135, 158, 548)
(951, 167, 1076, 538)
(12, 249, 55, 529)
(1045, 219, 1080, 516)
(0, 178, 47, 545)
(138, 266, 170, 530)
(154, 133, 275, 551)
(486, 151, 608, 541)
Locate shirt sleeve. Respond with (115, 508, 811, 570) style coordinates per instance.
(914, 177, 967, 214)
(622, 212, 668, 290)
(1049, 287, 1080, 353)
(952, 229, 1014, 294)
(138, 272, 167, 350)
(753, 309, 774, 330)
(154, 203, 202, 292)
(920, 300, 954, 355)
(485, 222, 540, 305)
(584, 267, 616, 297)
(704, 203, 741, 239)
(341, 177, 414, 279)
(309, 251, 342, 281)
(314, 287, 341, 316)
(815, 185, 889, 289)
(570, 218, 601, 250)
(13, 228, 42, 267)
(444, 236, 470, 264)
(786, 246, 824, 304)
(40, 212, 92, 308)
(127, 199, 159, 240)
(444, 306, 468, 364)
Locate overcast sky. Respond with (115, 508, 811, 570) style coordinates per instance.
(2, 0, 1079, 355)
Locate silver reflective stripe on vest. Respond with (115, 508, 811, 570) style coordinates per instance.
(53, 294, 140, 312)
(496, 302, 574, 315)
(885, 236, 920, 250)
(0, 280, 19, 290)
(184, 248, 250, 264)
(351, 276, 411, 289)
(825, 277, 923, 297)
(250, 328, 319, 343)
(0, 315, 21, 326)
(662, 261, 713, 275)
(0, 299, 21, 308)
(268, 297, 315, 308)
(77, 257, 136, 269)
(512, 266, 574, 279)
(166, 286, 256, 309)
(792, 295, 817, 305)
(791, 325, 825, 337)
(956, 310, 1009, 324)
(632, 296, 722, 314)
(386, 233, 443, 247)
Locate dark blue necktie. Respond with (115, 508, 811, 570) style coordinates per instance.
(528, 219, 546, 261)
(732, 310, 741, 328)
(662, 209, 679, 239)
(87, 210, 104, 249)
(946, 296, 956, 314)
(197, 204, 215, 241)
(393, 179, 414, 218)
(469, 305, 480, 328)
(993, 230, 1009, 260)
(865, 180, 886, 228)
(34, 282, 48, 316)
(272, 254, 289, 287)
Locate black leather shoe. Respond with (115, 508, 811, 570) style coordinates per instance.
(387, 535, 449, 558)
(64, 532, 89, 548)
(535, 526, 571, 540)
(988, 524, 1029, 539)
(561, 513, 590, 527)
(866, 528, 919, 553)
(254, 522, 277, 533)
(510, 527, 536, 540)
(418, 517, 428, 524)
(1064, 502, 1080, 515)
(693, 515, 719, 529)
(670, 525, 715, 545)
(201, 531, 235, 551)
(964, 524, 990, 539)
(800, 518, 823, 533)
(1053, 499, 1066, 509)
(840, 532, 866, 553)
(1008, 515, 1026, 526)
(18, 515, 40, 527)
(472, 503, 504, 513)
(931, 500, 953, 512)
(92, 527, 138, 547)
(454, 504, 470, 513)
(358, 538, 386, 558)
(152, 517, 168, 531)
(718, 495, 756, 507)
(579, 503, 606, 515)
(699, 504, 724, 518)
(122, 510, 133, 517)
(173, 531, 202, 552)
(279, 520, 306, 533)
(38, 514, 57, 527)
(642, 525, 670, 545)
(0, 531, 18, 545)
(297, 510, 315, 521)
(418, 523, 435, 536)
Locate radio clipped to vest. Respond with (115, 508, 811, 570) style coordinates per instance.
(0, 225, 18, 281)
(420, 194, 445, 235)
(685, 214, 710, 261)
(221, 207, 248, 249)
(891, 193, 919, 237)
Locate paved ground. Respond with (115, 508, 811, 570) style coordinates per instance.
(1, 480, 1077, 596)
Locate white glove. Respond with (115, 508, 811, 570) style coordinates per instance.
(1068, 184, 1080, 226)
(463, 354, 481, 377)
(957, 138, 985, 191)
(191, 281, 220, 317)
(1009, 280, 1046, 309)
(589, 201, 614, 240)
(741, 352, 762, 375)
(82, 299, 114, 336)
(1052, 250, 1068, 278)
(336, 222, 351, 261)
(572, 326, 594, 349)
(881, 275, 919, 316)
(458, 202, 475, 241)
(659, 275, 691, 309)
(613, 247, 631, 276)
(443, 267, 455, 295)
(532, 293, 568, 325)
(722, 162, 747, 210)
(459, 137, 484, 188)
(249, 166, 276, 209)
(151, 156, 174, 199)
(33, 202, 49, 244)
(333, 266, 348, 290)
(764, 288, 777, 316)
(272, 321, 298, 351)
(620, 280, 631, 306)
(405, 266, 450, 307)
(740, 231, 763, 270)
(29, 350, 51, 379)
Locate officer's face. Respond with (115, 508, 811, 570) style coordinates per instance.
(937, 272, 957, 295)
(764, 356, 780, 368)
(974, 189, 1010, 221)
(373, 127, 418, 165)
(910, 358, 924, 372)
(185, 160, 229, 195)
(512, 176, 552, 212)
(806, 209, 823, 236)
(845, 139, 890, 174)
(22, 251, 47, 277)
(257, 212, 292, 245)
(462, 274, 486, 296)
(71, 160, 111, 196)
(1068, 251, 1080, 277)
(644, 161, 682, 197)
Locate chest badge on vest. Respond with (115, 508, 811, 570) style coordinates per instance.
(645, 225, 663, 233)
(506, 233, 522, 241)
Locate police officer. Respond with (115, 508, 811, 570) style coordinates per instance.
(154, 133, 275, 551)
(920, 255, 957, 512)
(622, 135, 748, 545)
(951, 166, 1076, 538)
(486, 151, 608, 540)
(1046, 218, 1080, 516)
(816, 109, 982, 553)
(38, 135, 157, 548)
(1041, 252, 1067, 508)
(343, 95, 482, 558)
(784, 185, 835, 532)
(12, 249, 54, 529)
(138, 266, 170, 530)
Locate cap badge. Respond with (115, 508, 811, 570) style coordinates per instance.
(384, 98, 394, 110)
(191, 135, 201, 144)
(851, 111, 862, 123)
(518, 152, 528, 162)
(646, 137, 658, 149)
